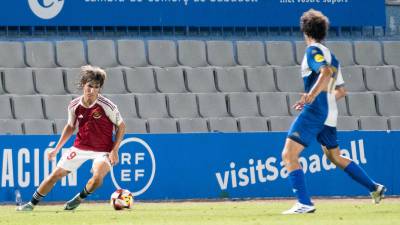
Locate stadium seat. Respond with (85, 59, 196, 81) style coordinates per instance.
(148, 40, 178, 67)
(337, 97, 349, 116)
(34, 68, 66, 95)
(12, 95, 44, 119)
(347, 92, 378, 116)
(275, 66, 304, 92)
(354, 41, 383, 66)
(136, 94, 169, 118)
(259, 92, 289, 116)
(0, 119, 23, 135)
(208, 117, 238, 132)
(102, 68, 127, 94)
(0, 77, 4, 95)
(25, 41, 57, 67)
(56, 40, 87, 67)
(388, 116, 400, 130)
(395, 67, 400, 90)
(359, 116, 388, 130)
(124, 118, 148, 134)
(337, 116, 359, 131)
(54, 119, 68, 134)
(228, 93, 259, 117)
(125, 67, 157, 93)
(266, 41, 296, 66)
(287, 93, 302, 116)
(245, 67, 277, 92)
(238, 117, 268, 132)
(376, 92, 400, 116)
(43, 95, 72, 119)
(178, 40, 208, 67)
(154, 67, 187, 93)
(23, 119, 54, 134)
(215, 67, 247, 92)
(206, 41, 236, 66)
(269, 116, 295, 131)
(236, 41, 266, 66)
(0, 41, 26, 67)
(117, 40, 148, 67)
(167, 93, 199, 118)
(87, 40, 118, 67)
(103, 94, 137, 118)
(294, 41, 306, 65)
(0, 96, 13, 119)
(3, 68, 36, 95)
(64, 68, 81, 94)
(364, 66, 396, 92)
(197, 93, 229, 117)
(148, 118, 177, 133)
(383, 41, 400, 66)
(185, 67, 217, 93)
(340, 66, 366, 92)
(178, 118, 209, 133)
(325, 41, 355, 66)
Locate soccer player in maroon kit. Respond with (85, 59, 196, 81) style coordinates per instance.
(17, 65, 126, 211)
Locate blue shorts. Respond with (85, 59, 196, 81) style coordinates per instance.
(287, 109, 338, 150)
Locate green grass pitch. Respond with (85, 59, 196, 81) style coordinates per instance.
(1, 198, 399, 225)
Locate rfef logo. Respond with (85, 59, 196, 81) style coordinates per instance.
(28, 0, 64, 19)
(110, 138, 156, 197)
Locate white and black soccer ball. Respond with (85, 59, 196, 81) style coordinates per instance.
(110, 189, 134, 210)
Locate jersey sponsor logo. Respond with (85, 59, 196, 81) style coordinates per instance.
(314, 54, 325, 63)
(28, 0, 64, 19)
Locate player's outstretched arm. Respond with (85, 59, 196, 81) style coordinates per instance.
(109, 122, 126, 166)
(48, 124, 75, 160)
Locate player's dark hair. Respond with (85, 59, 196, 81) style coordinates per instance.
(78, 65, 107, 89)
(300, 9, 329, 42)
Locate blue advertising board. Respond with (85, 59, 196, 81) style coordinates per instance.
(0, 131, 398, 203)
(0, 0, 386, 27)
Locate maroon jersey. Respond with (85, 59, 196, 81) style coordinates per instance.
(68, 95, 123, 152)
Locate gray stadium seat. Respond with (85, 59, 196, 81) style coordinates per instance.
(208, 117, 238, 132)
(389, 116, 400, 130)
(337, 97, 349, 116)
(54, 119, 68, 134)
(238, 117, 268, 132)
(236, 41, 266, 66)
(34, 68, 66, 95)
(178, 40, 207, 67)
(117, 40, 147, 67)
(148, 118, 177, 133)
(259, 92, 289, 116)
(0, 96, 13, 119)
(341, 66, 366, 92)
(269, 116, 295, 131)
(287, 93, 302, 116)
(275, 66, 304, 92)
(383, 41, 400, 66)
(155, 67, 186, 93)
(125, 67, 157, 93)
(102, 68, 127, 94)
(178, 118, 208, 133)
(395, 67, 400, 90)
(337, 116, 359, 131)
(359, 116, 388, 130)
(64, 68, 81, 94)
(354, 41, 383, 66)
(43, 95, 72, 119)
(325, 41, 355, 66)
(295, 41, 307, 65)
(124, 118, 148, 134)
(185, 67, 217, 93)
(87, 40, 118, 67)
(266, 41, 296, 66)
(3, 68, 35, 94)
(136, 94, 168, 118)
(148, 40, 178, 67)
(0, 41, 26, 67)
(228, 93, 259, 117)
(347, 92, 378, 116)
(12, 95, 44, 119)
(25, 41, 57, 67)
(215, 67, 247, 92)
(0, 120, 23, 135)
(245, 67, 277, 92)
(0, 77, 4, 95)
(197, 93, 229, 117)
(56, 41, 86, 67)
(23, 119, 54, 134)
(376, 92, 400, 116)
(206, 41, 236, 66)
(103, 94, 137, 118)
(167, 93, 199, 118)
(364, 66, 396, 92)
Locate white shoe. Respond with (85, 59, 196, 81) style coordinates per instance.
(16, 203, 34, 211)
(370, 184, 386, 204)
(282, 202, 316, 214)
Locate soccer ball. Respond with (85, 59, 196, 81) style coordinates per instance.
(110, 189, 134, 210)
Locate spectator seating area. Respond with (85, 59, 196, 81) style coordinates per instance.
(0, 39, 399, 134)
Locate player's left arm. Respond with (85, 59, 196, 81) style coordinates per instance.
(109, 121, 126, 166)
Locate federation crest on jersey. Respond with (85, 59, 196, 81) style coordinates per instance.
(314, 54, 325, 63)
(92, 110, 102, 119)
